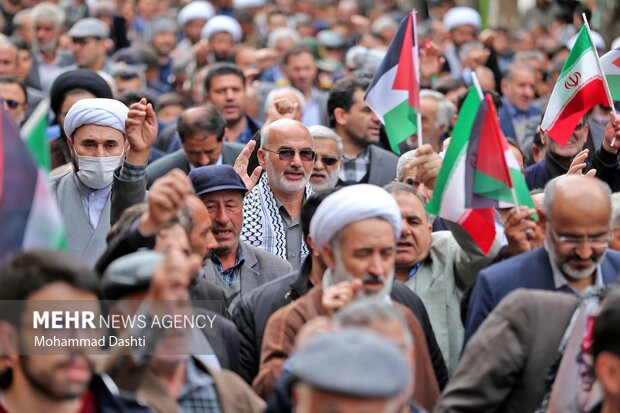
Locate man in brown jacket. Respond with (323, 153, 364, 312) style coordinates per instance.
(253, 184, 441, 411)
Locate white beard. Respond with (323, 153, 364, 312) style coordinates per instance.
(545, 239, 602, 280)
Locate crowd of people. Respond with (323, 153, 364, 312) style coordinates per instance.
(2, 0, 620, 412)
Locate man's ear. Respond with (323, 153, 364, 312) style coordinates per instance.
(0, 321, 19, 359)
(306, 234, 320, 257)
(321, 242, 336, 269)
(257, 148, 266, 168)
(538, 208, 546, 232)
(333, 107, 347, 127)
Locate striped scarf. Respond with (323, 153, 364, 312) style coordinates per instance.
(241, 173, 312, 261)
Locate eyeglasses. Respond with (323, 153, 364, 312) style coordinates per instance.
(263, 147, 316, 162)
(315, 154, 339, 166)
(549, 226, 609, 248)
(3, 99, 22, 109)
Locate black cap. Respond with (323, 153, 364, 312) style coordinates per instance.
(188, 165, 247, 196)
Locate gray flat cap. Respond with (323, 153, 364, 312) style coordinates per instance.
(101, 251, 164, 300)
(292, 329, 409, 397)
(68, 18, 110, 39)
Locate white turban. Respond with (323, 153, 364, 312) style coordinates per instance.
(443, 7, 481, 32)
(64, 98, 129, 138)
(177, 1, 214, 27)
(201, 15, 242, 43)
(310, 184, 402, 249)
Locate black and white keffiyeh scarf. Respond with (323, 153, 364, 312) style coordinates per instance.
(241, 173, 312, 261)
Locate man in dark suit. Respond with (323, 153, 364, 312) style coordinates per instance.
(498, 62, 541, 151)
(189, 164, 293, 314)
(146, 104, 244, 187)
(464, 174, 620, 345)
(328, 76, 399, 187)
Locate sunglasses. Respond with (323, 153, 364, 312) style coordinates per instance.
(316, 154, 339, 166)
(3, 99, 22, 109)
(264, 147, 316, 162)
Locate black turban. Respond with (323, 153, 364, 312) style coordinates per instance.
(49, 69, 114, 117)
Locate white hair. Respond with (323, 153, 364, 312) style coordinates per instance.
(419, 89, 453, 130)
(267, 28, 300, 49)
(307, 125, 343, 158)
(396, 150, 417, 182)
(31, 2, 65, 27)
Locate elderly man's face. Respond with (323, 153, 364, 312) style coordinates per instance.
(324, 218, 397, 297)
(310, 138, 341, 191)
(187, 196, 218, 260)
(545, 181, 610, 281)
(544, 120, 588, 159)
(34, 20, 59, 54)
(259, 121, 315, 195)
(69, 124, 125, 158)
(392, 192, 432, 270)
(200, 190, 244, 257)
(0, 43, 18, 75)
(501, 68, 536, 112)
(294, 384, 394, 413)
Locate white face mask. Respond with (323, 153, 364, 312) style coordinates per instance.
(74, 150, 123, 189)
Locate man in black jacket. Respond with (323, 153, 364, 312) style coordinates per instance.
(233, 189, 448, 389)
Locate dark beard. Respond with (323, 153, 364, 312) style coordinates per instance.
(19, 354, 93, 401)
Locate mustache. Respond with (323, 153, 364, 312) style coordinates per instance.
(361, 274, 384, 285)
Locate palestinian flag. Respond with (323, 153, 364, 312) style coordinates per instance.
(0, 99, 66, 262)
(541, 25, 612, 146)
(20, 98, 51, 172)
(466, 94, 535, 212)
(365, 11, 419, 155)
(600, 48, 620, 101)
(427, 88, 496, 255)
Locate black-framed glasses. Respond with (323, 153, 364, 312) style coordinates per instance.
(316, 154, 339, 166)
(263, 147, 316, 162)
(3, 99, 22, 109)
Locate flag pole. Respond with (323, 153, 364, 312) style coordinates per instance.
(413, 10, 423, 150)
(582, 13, 617, 146)
(417, 112, 423, 149)
(472, 72, 521, 211)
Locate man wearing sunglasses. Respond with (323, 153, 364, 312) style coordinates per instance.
(0, 76, 27, 126)
(241, 118, 314, 270)
(464, 174, 620, 346)
(307, 125, 343, 192)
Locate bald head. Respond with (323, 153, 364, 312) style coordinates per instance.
(544, 175, 611, 223)
(260, 118, 312, 149)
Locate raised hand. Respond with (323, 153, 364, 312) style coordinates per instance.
(234, 140, 262, 191)
(125, 98, 157, 165)
(567, 148, 596, 177)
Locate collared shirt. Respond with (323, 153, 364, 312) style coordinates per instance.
(236, 115, 260, 144)
(546, 246, 604, 294)
(301, 88, 322, 126)
(177, 358, 222, 413)
(340, 147, 370, 185)
(211, 246, 245, 287)
(275, 198, 303, 270)
(74, 175, 112, 231)
(74, 161, 147, 230)
(503, 100, 530, 122)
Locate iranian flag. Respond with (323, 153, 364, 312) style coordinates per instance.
(365, 11, 419, 155)
(0, 98, 66, 262)
(466, 94, 535, 212)
(20, 98, 51, 172)
(426, 88, 496, 255)
(600, 48, 620, 101)
(541, 24, 612, 146)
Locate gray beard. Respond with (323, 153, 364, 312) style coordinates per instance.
(545, 239, 602, 280)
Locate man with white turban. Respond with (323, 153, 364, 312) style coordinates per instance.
(49, 97, 157, 265)
(442, 6, 482, 80)
(201, 15, 242, 63)
(253, 184, 443, 411)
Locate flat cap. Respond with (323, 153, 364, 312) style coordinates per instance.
(101, 251, 164, 300)
(146, 16, 177, 41)
(292, 329, 410, 397)
(189, 165, 247, 196)
(317, 30, 345, 48)
(443, 7, 481, 32)
(68, 17, 110, 38)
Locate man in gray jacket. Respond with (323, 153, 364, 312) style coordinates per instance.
(49, 97, 155, 266)
(189, 164, 293, 313)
